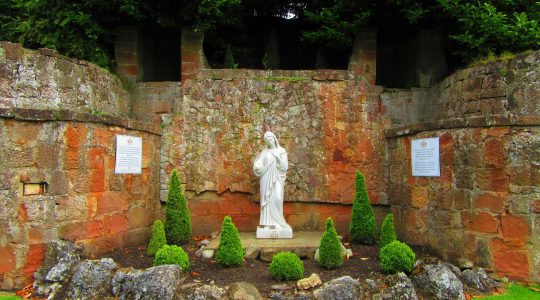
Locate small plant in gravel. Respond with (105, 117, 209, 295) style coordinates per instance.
(154, 245, 190, 270)
(147, 220, 167, 256)
(269, 252, 304, 281)
(380, 213, 397, 248)
(318, 217, 343, 269)
(380, 241, 415, 274)
(165, 169, 192, 245)
(216, 216, 244, 266)
(350, 170, 377, 244)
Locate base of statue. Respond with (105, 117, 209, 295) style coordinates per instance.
(256, 225, 293, 239)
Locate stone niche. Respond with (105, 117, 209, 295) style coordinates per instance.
(160, 69, 389, 235)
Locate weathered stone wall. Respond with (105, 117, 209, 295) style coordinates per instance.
(0, 42, 161, 289)
(381, 52, 540, 128)
(161, 69, 388, 234)
(384, 52, 540, 283)
(133, 82, 182, 116)
(0, 110, 161, 289)
(0, 42, 130, 117)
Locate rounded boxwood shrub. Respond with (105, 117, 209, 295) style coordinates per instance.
(380, 213, 397, 248)
(147, 220, 167, 256)
(165, 170, 192, 245)
(216, 216, 244, 266)
(379, 241, 415, 274)
(350, 171, 377, 244)
(318, 217, 343, 269)
(153, 245, 190, 270)
(269, 252, 304, 281)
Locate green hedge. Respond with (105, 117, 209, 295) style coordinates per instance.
(269, 252, 304, 281)
(350, 171, 377, 244)
(318, 217, 343, 269)
(216, 216, 244, 266)
(165, 170, 192, 245)
(379, 241, 415, 274)
(147, 220, 167, 256)
(380, 213, 397, 248)
(153, 244, 190, 270)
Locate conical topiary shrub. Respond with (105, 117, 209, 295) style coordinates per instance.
(147, 220, 166, 256)
(216, 216, 244, 266)
(165, 169, 192, 245)
(318, 217, 343, 269)
(380, 213, 397, 248)
(349, 171, 377, 244)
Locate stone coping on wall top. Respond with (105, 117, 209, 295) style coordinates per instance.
(385, 114, 540, 138)
(0, 108, 161, 135)
(197, 69, 360, 82)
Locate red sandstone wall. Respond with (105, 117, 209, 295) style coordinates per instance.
(161, 69, 388, 235)
(384, 52, 540, 283)
(0, 111, 161, 289)
(387, 127, 540, 282)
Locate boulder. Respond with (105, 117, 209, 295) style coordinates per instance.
(364, 279, 379, 292)
(313, 276, 363, 300)
(202, 249, 215, 259)
(33, 240, 81, 298)
(64, 258, 118, 300)
(471, 268, 500, 292)
(297, 273, 322, 290)
(455, 258, 474, 270)
(227, 282, 263, 300)
(112, 265, 185, 300)
(380, 272, 418, 300)
(259, 248, 279, 262)
(244, 247, 261, 260)
(443, 262, 462, 278)
(412, 262, 465, 300)
(187, 284, 226, 300)
(461, 269, 484, 291)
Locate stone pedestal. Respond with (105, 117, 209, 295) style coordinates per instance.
(256, 226, 293, 239)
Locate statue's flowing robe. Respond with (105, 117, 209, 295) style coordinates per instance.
(253, 147, 291, 229)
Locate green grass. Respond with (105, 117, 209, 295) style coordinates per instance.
(0, 295, 22, 300)
(480, 284, 540, 299)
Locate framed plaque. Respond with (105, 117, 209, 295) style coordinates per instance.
(115, 135, 142, 174)
(411, 137, 440, 177)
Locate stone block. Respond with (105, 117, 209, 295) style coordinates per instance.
(473, 192, 505, 213)
(501, 215, 530, 244)
(462, 211, 499, 234)
(490, 238, 530, 281)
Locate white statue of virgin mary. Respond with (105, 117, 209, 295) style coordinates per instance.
(253, 131, 292, 238)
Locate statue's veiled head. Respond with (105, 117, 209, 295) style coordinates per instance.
(264, 131, 279, 148)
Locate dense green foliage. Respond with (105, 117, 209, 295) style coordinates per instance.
(380, 214, 397, 248)
(269, 252, 304, 281)
(318, 218, 343, 269)
(147, 220, 167, 256)
(165, 170, 192, 245)
(438, 0, 540, 61)
(0, 0, 130, 67)
(350, 171, 377, 244)
(302, 1, 372, 49)
(379, 241, 416, 274)
(153, 244, 190, 270)
(216, 216, 244, 267)
(483, 284, 540, 300)
(1, 0, 538, 68)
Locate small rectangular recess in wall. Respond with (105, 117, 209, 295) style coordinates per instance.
(23, 182, 48, 196)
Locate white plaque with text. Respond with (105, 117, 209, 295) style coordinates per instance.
(411, 137, 440, 177)
(115, 135, 142, 174)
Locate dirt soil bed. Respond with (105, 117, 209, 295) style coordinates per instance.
(104, 240, 434, 296)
